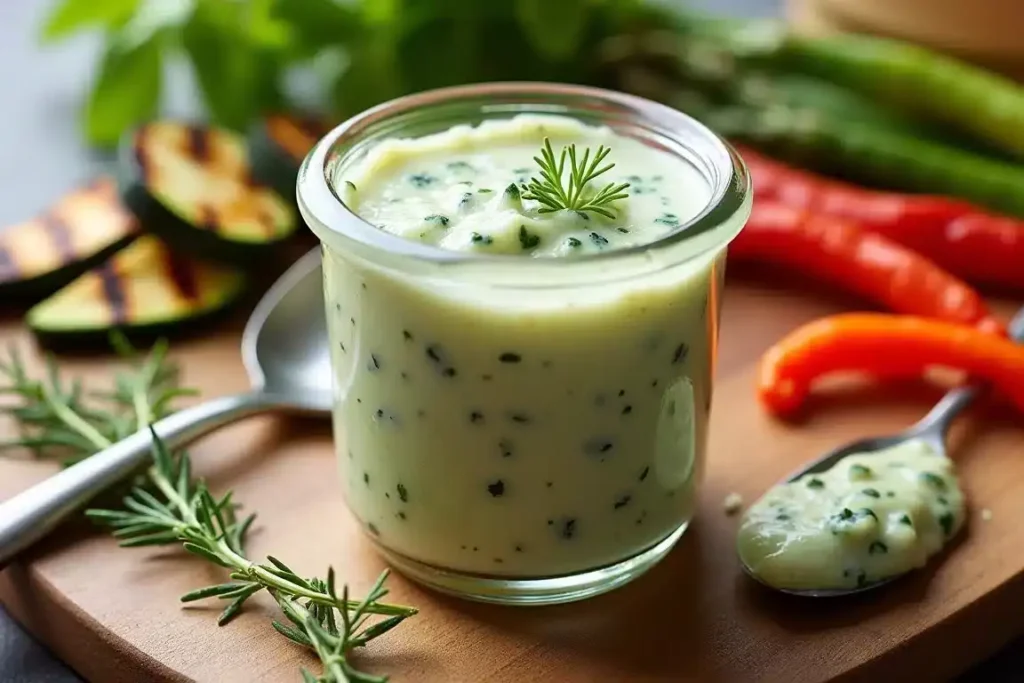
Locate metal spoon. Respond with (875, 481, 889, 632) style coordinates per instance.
(741, 305, 1024, 597)
(0, 248, 330, 568)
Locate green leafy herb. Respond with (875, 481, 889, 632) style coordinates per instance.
(41, 0, 675, 147)
(523, 138, 630, 219)
(0, 339, 416, 682)
(805, 477, 825, 489)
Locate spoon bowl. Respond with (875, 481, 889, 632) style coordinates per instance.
(0, 248, 331, 568)
(243, 248, 331, 409)
(741, 305, 1024, 598)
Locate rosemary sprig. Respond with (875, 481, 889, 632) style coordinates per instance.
(0, 341, 416, 682)
(522, 137, 631, 219)
(0, 336, 193, 465)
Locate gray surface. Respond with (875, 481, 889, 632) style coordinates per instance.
(0, 0, 1018, 681)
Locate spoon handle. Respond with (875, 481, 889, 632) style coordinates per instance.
(912, 306, 1024, 443)
(0, 391, 270, 569)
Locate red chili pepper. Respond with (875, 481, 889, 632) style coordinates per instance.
(758, 313, 1024, 418)
(730, 201, 1003, 333)
(737, 145, 1024, 291)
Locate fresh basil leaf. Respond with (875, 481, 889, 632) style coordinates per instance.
(181, 2, 285, 131)
(84, 34, 162, 147)
(514, 0, 589, 62)
(41, 0, 141, 42)
(271, 0, 362, 59)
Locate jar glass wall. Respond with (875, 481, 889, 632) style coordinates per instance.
(297, 83, 750, 605)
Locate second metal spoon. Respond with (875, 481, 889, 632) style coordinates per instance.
(741, 305, 1024, 597)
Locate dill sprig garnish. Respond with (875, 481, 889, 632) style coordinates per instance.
(0, 339, 416, 682)
(522, 137, 631, 219)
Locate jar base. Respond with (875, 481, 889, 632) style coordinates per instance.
(375, 522, 689, 606)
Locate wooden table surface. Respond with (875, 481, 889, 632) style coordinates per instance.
(0, 268, 1021, 683)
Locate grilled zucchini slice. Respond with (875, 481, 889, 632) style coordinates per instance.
(118, 122, 297, 265)
(0, 177, 137, 299)
(28, 235, 246, 346)
(248, 114, 329, 198)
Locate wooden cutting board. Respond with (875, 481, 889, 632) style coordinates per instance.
(0, 270, 1021, 683)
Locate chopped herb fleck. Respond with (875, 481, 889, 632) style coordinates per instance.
(339, 342, 346, 353)
(886, 491, 896, 498)
(869, 541, 888, 555)
(367, 523, 380, 536)
(618, 389, 626, 397)
(655, 213, 680, 226)
(409, 173, 436, 188)
(363, 472, 370, 486)
(459, 193, 474, 206)
(939, 511, 955, 536)
(397, 511, 406, 520)
(397, 483, 408, 503)
(566, 237, 582, 248)
(519, 225, 541, 250)
(488, 480, 505, 497)
(499, 439, 513, 458)
(368, 354, 381, 371)
(776, 513, 791, 521)
(573, 210, 590, 221)
(858, 508, 878, 521)
(478, 188, 493, 193)
(471, 232, 494, 245)
(899, 514, 913, 526)
(499, 352, 521, 363)
(849, 464, 873, 480)
(614, 495, 631, 510)
(616, 227, 629, 234)
(561, 518, 577, 540)
(621, 405, 632, 415)
(402, 330, 413, 341)
(447, 161, 474, 171)
(639, 466, 650, 482)
(503, 183, 521, 200)
(514, 545, 523, 553)
(861, 488, 881, 498)
(509, 413, 531, 424)
(919, 472, 947, 490)
(424, 214, 450, 226)
(806, 477, 825, 489)
(672, 343, 689, 364)
(938, 496, 948, 505)
(584, 437, 615, 458)
(469, 411, 484, 424)
(344, 180, 357, 191)
(856, 571, 869, 588)
(589, 232, 609, 247)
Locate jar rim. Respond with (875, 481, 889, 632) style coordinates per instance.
(297, 81, 749, 280)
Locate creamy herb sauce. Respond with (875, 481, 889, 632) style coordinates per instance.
(340, 115, 707, 256)
(325, 114, 721, 577)
(737, 440, 965, 591)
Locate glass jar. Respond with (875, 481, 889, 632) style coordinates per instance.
(297, 82, 750, 605)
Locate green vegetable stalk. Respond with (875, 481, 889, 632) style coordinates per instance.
(672, 15, 1024, 160)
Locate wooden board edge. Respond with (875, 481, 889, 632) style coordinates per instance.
(0, 563, 190, 683)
